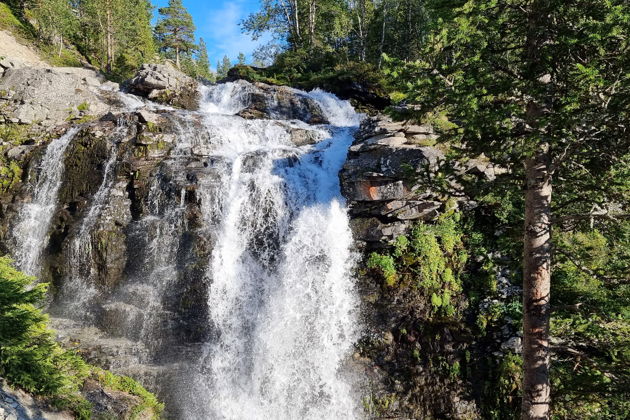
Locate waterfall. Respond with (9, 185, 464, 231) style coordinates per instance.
(56, 129, 121, 320)
(8, 79, 365, 419)
(12, 127, 80, 277)
(188, 83, 364, 420)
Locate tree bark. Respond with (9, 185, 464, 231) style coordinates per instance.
(291, 0, 301, 43)
(377, 0, 388, 69)
(308, 0, 317, 46)
(105, 7, 113, 73)
(522, 146, 552, 420)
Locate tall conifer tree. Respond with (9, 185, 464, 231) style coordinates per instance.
(155, 0, 197, 69)
(196, 37, 213, 80)
(386, 1, 630, 418)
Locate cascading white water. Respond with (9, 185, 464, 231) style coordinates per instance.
(12, 127, 80, 276)
(57, 132, 120, 319)
(8, 79, 365, 419)
(188, 83, 364, 420)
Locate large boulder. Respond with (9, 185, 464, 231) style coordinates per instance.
(234, 80, 329, 124)
(226, 64, 391, 112)
(127, 63, 200, 110)
(0, 67, 117, 126)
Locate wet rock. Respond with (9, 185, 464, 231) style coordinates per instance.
(6, 145, 34, 161)
(231, 80, 329, 124)
(225, 64, 391, 111)
(82, 379, 150, 420)
(288, 127, 322, 146)
(0, 378, 73, 420)
(136, 109, 160, 125)
(127, 63, 200, 110)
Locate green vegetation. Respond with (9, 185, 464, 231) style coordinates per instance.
(370, 0, 629, 417)
(368, 210, 467, 319)
(362, 392, 398, 417)
(0, 257, 163, 419)
(155, 0, 196, 70)
(216, 55, 232, 79)
(0, 159, 22, 192)
(2, 0, 155, 79)
(193, 38, 214, 81)
(92, 368, 164, 419)
(550, 228, 630, 419)
(76, 102, 90, 112)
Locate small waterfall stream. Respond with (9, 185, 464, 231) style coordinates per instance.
(12, 127, 80, 277)
(9, 81, 364, 419)
(57, 123, 125, 319)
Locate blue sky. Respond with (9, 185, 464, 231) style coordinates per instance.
(152, 0, 268, 70)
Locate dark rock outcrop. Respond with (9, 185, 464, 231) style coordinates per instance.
(327, 79, 391, 111)
(340, 115, 444, 246)
(226, 64, 392, 112)
(233, 80, 329, 124)
(341, 114, 482, 420)
(127, 63, 200, 110)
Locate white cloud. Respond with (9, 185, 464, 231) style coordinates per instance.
(203, 0, 270, 67)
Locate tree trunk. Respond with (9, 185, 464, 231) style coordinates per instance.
(308, 1, 317, 46)
(378, 0, 388, 69)
(356, 0, 366, 61)
(106, 7, 113, 73)
(522, 146, 552, 420)
(176, 46, 180, 69)
(291, 0, 301, 44)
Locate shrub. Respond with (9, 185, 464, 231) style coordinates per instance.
(367, 211, 468, 318)
(0, 257, 163, 419)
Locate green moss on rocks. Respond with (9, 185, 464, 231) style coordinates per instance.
(0, 159, 22, 192)
(367, 210, 467, 319)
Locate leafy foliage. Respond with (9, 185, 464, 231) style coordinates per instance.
(550, 227, 630, 419)
(379, 0, 629, 416)
(368, 210, 467, 318)
(2, 0, 157, 80)
(0, 257, 163, 419)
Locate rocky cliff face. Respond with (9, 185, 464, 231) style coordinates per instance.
(339, 116, 480, 419)
(341, 116, 444, 247)
(2, 62, 364, 418)
(0, 60, 506, 419)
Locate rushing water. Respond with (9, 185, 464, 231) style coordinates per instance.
(56, 123, 123, 320)
(10, 81, 364, 419)
(12, 127, 80, 277)
(188, 84, 363, 420)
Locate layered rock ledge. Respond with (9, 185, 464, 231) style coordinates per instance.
(340, 115, 444, 246)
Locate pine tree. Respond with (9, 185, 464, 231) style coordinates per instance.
(29, 0, 77, 56)
(155, 0, 197, 69)
(196, 37, 213, 80)
(386, 1, 630, 418)
(216, 55, 231, 79)
(116, 0, 156, 76)
(237, 52, 246, 65)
